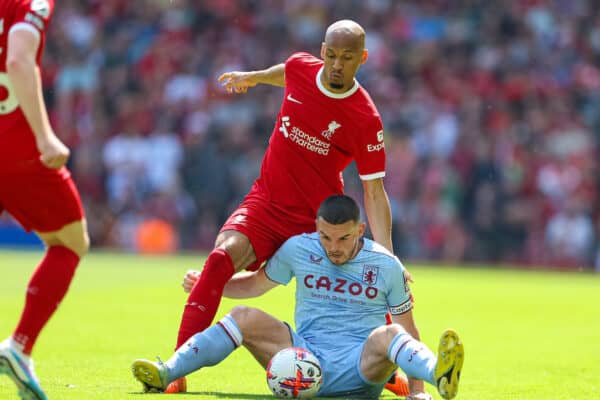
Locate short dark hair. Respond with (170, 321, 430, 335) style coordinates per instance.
(317, 195, 360, 224)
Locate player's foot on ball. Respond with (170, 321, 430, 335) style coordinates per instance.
(384, 370, 410, 396)
(165, 376, 187, 393)
(0, 338, 48, 400)
(132, 358, 170, 392)
(433, 329, 464, 400)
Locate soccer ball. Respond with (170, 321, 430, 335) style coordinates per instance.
(266, 347, 323, 398)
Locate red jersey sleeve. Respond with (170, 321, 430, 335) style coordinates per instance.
(10, 0, 54, 41)
(353, 103, 386, 180)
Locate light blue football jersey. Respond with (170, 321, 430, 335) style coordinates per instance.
(265, 232, 412, 350)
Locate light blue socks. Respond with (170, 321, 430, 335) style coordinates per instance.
(165, 314, 242, 380)
(387, 329, 436, 384)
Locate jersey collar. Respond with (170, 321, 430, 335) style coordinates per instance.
(316, 67, 360, 99)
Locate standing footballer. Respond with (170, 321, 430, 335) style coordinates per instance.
(0, 1, 89, 399)
(168, 19, 410, 396)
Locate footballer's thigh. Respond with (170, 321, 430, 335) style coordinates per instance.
(228, 305, 292, 367)
(360, 325, 400, 382)
(0, 167, 88, 256)
(215, 230, 257, 272)
(218, 194, 315, 273)
(36, 218, 90, 257)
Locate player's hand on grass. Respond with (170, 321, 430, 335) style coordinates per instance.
(218, 71, 258, 94)
(37, 134, 70, 169)
(182, 269, 201, 293)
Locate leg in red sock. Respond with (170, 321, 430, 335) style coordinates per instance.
(176, 248, 235, 348)
(13, 246, 80, 355)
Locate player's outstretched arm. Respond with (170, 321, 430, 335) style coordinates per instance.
(362, 178, 393, 251)
(218, 63, 285, 93)
(182, 268, 278, 298)
(6, 28, 69, 169)
(363, 178, 414, 283)
(223, 268, 279, 299)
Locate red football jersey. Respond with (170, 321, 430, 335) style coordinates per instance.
(0, 0, 54, 168)
(251, 52, 386, 221)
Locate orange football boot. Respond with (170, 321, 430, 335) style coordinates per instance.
(165, 376, 187, 393)
(384, 371, 410, 397)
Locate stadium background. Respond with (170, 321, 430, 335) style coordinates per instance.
(1, 0, 599, 271)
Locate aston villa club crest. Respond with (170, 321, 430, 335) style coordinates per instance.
(362, 265, 379, 286)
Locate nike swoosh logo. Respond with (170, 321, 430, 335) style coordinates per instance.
(287, 94, 302, 104)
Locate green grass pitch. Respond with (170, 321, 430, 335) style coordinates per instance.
(1, 250, 599, 399)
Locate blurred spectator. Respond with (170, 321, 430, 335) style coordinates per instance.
(102, 123, 149, 213)
(18, 0, 598, 270)
(135, 218, 178, 255)
(545, 197, 594, 268)
(144, 120, 184, 194)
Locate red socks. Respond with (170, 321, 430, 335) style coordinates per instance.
(13, 246, 80, 355)
(385, 312, 392, 325)
(176, 248, 235, 348)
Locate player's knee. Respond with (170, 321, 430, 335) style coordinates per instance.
(215, 232, 255, 272)
(229, 305, 260, 331)
(79, 231, 91, 256)
(374, 323, 407, 344)
(51, 219, 90, 257)
(229, 305, 258, 320)
(63, 230, 90, 258)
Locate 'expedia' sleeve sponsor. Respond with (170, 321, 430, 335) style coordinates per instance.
(354, 112, 386, 181)
(386, 258, 412, 315)
(11, 0, 54, 39)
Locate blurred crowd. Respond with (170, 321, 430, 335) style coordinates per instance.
(4, 0, 600, 270)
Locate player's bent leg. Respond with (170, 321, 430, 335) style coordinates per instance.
(165, 302, 279, 395)
(228, 305, 293, 368)
(360, 325, 401, 383)
(0, 339, 47, 400)
(134, 314, 243, 392)
(433, 330, 463, 400)
(175, 231, 256, 346)
(169, 231, 259, 393)
(363, 324, 437, 398)
(383, 314, 410, 397)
